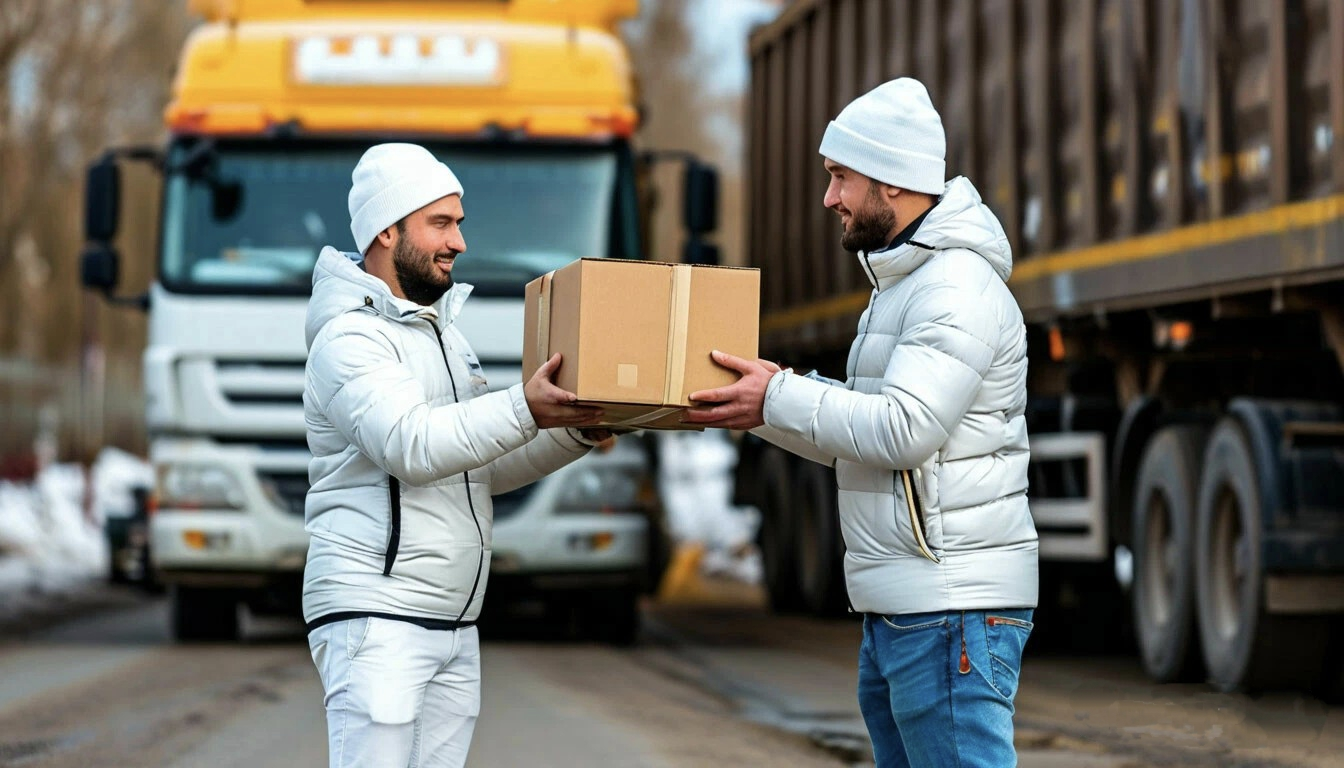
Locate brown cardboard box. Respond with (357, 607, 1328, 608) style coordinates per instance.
(523, 259, 760, 430)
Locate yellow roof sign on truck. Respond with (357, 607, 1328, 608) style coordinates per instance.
(173, 0, 639, 138)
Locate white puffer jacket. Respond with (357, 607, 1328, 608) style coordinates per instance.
(302, 247, 592, 630)
(756, 177, 1038, 615)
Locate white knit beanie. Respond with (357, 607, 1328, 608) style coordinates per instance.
(818, 78, 946, 195)
(348, 143, 464, 255)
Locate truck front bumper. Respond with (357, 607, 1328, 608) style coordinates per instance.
(149, 438, 309, 582)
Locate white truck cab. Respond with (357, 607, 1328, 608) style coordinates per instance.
(78, 2, 719, 644)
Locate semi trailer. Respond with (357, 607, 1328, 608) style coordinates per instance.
(739, 0, 1344, 694)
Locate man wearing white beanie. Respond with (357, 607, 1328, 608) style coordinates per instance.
(302, 143, 610, 767)
(686, 79, 1038, 767)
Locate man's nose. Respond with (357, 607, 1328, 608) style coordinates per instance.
(448, 230, 466, 255)
(823, 179, 840, 209)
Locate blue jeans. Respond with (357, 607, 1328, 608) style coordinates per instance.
(858, 609, 1034, 768)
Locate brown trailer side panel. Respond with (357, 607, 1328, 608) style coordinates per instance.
(784, 22, 811, 335)
(748, 0, 1344, 340)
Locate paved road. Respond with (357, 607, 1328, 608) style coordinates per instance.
(0, 598, 840, 768)
(0, 582, 1339, 768)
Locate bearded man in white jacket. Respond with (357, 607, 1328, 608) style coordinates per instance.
(686, 80, 1039, 767)
(303, 143, 608, 768)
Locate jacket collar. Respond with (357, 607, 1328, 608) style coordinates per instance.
(856, 176, 1014, 292)
(859, 219, 936, 293)
(885, 201, 938, 252)
(323, 247, 472, 325)
(306, 247, 473, 349)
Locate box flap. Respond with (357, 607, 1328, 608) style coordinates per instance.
(677, 265, 760, 405)
(521, 271, 552, 381)
(573, 259, 671, 404)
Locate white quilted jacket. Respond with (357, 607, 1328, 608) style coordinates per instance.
(756, 176, 1038, 615)
(302, 247, 591, 628)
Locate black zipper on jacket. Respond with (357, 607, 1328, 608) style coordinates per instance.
(375, 308, 418, 577)
(383, 476, 402, 575)
(859, 251, 879, 288)
(423, 318, 486, 624)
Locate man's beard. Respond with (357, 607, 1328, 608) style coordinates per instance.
(393, 236, 454, 306)
(840, 182, 897, 253)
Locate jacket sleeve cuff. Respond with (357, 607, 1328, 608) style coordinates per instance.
(508, 383, 539, 439)
(762, 370, 829, 437)
(563, 428, 600, 449)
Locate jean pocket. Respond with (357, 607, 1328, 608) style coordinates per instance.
(985, 612, 1033, 700)
(345, 617, 372, 660)
(879, 613, 949, 632)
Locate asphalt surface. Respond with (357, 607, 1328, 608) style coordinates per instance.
(0, 580, 1339, 768)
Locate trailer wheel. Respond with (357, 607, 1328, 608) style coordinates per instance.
(1194, 417, 1327, 691)
(171, 585, 240, 642)
(587, 588, 640, 647)
(1132, 425, 1207, 682)
(757, 448, 804, 613)
(797, 461, 847, 616)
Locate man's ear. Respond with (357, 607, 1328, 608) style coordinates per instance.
(376, 225, 397, 249)
(882, 184, 902, 200)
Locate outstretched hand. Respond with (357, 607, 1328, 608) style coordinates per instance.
(525, 354, 604, 429)
(681, 350, 779, 431)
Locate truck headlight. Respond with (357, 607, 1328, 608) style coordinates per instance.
(556, 466, 642, 513)
(155, 464, 246, 510)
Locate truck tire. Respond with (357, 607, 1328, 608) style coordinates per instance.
(796, 461, 847, 616)
(171, 585, 240, 642)
(756, 448, 804, 613)
(588, 589, 640, 647)
(1132, 424, 1207, 683)
(106, 525, 131, 585)
(1194, 417, 1327, 692)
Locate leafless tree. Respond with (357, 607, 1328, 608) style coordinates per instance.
(623, 0, 783, 269)
(0, 0, 191, 459)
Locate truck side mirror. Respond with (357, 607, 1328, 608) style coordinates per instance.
(85, 156, 121, 243)
(683, 160, 719, 236)
(81, 243, 121, 293)
(211, 179, 244, 222)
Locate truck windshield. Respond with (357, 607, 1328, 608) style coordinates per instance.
(159, 140, 638, 296)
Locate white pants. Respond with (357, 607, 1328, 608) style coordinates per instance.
(308, 617, 481, 768)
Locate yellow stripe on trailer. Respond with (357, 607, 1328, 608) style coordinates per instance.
(761, 291, 870, 334)
(1011, 194, 1344, 283)
(761, 194, 1344, 333)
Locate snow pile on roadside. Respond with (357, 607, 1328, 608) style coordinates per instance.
(0, 456, 126, 619)
(91, 447, 154, 522)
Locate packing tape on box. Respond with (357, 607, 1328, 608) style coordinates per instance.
(612, 407, 682, 428)
(663, 264, 692, 404)
(534, 272, 552, 370)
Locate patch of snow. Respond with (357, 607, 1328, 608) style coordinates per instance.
(0, 447, 148, 621)
(91, 446, 154, 522)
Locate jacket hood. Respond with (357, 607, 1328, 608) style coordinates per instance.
(861, 176, 1013, 290)
(305, 246, 472, 349)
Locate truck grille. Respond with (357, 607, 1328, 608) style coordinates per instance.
(216, 361, 306, 408)
(259, 473, 537, 520)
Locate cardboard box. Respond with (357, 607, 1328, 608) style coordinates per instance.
(523, 259, 760, 430)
